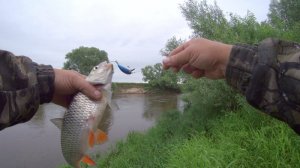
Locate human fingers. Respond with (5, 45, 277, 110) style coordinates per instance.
(71, 75, 102, 100)
(182, 64, 205, 78)
(163, 42, 190, 70)
(163, 48, 190, 70)
(182, 64, 198, 74)
(171, 65, 181, 73)
(52, 94, 72, 108)
(169, 42, 188, 56)
(191, 70, 205, 78)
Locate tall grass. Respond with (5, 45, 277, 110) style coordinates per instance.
(167, 102, 300, 167)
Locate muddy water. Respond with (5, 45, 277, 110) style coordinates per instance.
(0, 93, 184, 168)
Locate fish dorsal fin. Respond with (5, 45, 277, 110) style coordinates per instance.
(50, 118, 63, 130)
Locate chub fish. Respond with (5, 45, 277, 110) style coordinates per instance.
(51, 61, 114, 168)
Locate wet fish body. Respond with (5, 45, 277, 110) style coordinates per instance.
(61, 92, 107, 167)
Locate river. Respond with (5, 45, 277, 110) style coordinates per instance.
(0, 93, 184, 168)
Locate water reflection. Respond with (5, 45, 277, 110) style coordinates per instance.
(0, 93, 182, 168)
(143, 93, 179, 120)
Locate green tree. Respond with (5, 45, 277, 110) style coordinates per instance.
(268, 0, 300, 29)
(160, 36, 185, 56)
(268, 0, 300, 42)
(142, 63, 179, 91)
(63, 46, 109, 75)
(141, 37, 184, 90)
(180, 0, 280, 44)
(180, 0, 229, 41)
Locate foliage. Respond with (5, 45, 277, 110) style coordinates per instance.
(268, 0, 300, 30)
(141, 37, 185, 90)
(181, 78, 240, 112)
(268, 0, 300, 42)
(142, 63, 179, 91)
(160, 36, 185, 56)
(63, 46, 109, 75)
(180, 0, 284, 44)
(180, 0, 229, 41)
(167, 106, 300, 168)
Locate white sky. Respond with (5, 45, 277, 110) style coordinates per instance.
(0, 0, 270, 82)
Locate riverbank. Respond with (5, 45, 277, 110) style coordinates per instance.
(112, 82, 180, 94)
(112, 82, 147, 94)
(92, 99, 300, 168)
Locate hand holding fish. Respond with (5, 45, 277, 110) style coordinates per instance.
(52, 62, 115, 168)
(163, 38, 232, 79)
(52, 69, 102, 107)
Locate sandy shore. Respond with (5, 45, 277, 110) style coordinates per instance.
(117, 87, 146, 94)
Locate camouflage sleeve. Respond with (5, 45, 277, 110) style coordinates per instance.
(0, 50, 55, 130)
(226, 38, 300, 134)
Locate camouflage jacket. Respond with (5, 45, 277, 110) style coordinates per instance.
(0, 50, 54, 130)
(226, 38, 300, 134)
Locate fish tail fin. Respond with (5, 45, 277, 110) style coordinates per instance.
(81, 155, 96, 166)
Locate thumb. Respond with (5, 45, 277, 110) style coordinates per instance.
(163, 49, 190, 68)
(73, 77, 102, 100)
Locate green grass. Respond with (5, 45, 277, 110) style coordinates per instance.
(167, 107, 300, 168)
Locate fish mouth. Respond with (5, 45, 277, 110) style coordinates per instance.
(106, 63, 114, 71)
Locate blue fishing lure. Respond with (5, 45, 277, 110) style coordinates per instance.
(112, 61, 135, 75)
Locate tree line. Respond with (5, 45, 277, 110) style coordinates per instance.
(142, 0, 300, 92)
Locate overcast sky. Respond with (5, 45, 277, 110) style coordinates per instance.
(0, 0, 270, 82)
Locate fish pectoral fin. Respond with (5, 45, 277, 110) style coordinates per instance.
(102, 89, 119, 111)
(50, 118, 63, 130)
(95, 129, 108, 144)
(88, 130, 95, 148)
(108, 100, 119, 111)
(81, 155, 96, 166)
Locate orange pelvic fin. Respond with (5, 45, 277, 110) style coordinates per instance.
(95, 129, 108, 144)
(88, 130, 95, 148)
(81, 155, 96, 166)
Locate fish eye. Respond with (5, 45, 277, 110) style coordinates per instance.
(94, 66, 98, 70)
